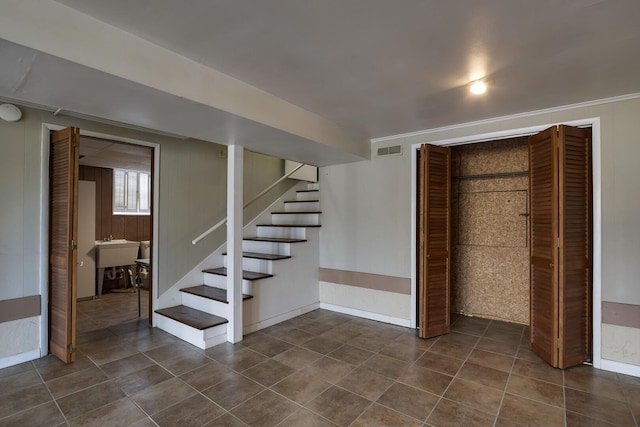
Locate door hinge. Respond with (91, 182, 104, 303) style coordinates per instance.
(72, 133, 79, 148)
(557, 237, 560, 248)
(68, 344, 76, 353)
(70, 239, 77, 250)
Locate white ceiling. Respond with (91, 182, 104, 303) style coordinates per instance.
(79, 136, 152, 173)
(2, 1, 640, 164)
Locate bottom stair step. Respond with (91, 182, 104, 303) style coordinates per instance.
(155, 305, 228, 330)
(181, 285, 253, 303)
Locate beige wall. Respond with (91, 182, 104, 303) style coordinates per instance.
(0, 104, 292, 361)
(320, 96, 640, 369)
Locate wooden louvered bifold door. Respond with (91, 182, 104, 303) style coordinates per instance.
(49, 127, 79, 363)
(418, 144, 451, 338)
(558, 125, 592, 367)
(528, 125, 591, 368)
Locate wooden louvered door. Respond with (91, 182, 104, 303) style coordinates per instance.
(49, 127, 79, 363)
(418, 144, 451, 338)
(529, 125, 591, 368)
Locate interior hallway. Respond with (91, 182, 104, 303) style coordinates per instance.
(0, 307, 638, 426)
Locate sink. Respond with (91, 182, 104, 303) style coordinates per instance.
(95, 238, 128, 245)
(95, 240, 139, 268)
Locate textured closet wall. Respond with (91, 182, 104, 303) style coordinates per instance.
(451, 137, 530, 324)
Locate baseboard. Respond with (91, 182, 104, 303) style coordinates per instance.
(600, 359, 640, 377)
(243, 302, 320, 335)
(0, 348, 41, 370)
(319, 302, 411, 327)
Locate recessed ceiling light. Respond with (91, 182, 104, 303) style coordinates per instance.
(470, 80, 487, 95)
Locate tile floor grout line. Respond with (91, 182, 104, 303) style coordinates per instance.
(31, 361, 70, 425)
(491, 320, 522, 427)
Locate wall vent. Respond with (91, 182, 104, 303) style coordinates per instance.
(376, 145, 403, 157)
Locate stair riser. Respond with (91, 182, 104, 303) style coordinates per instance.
(181, 292, 229, 318)
(204, 274, 252, 294)
(306, 182, 320, 191)
(296, 191, 319, 201)
(157, 315, 227, 349)
(284, 201, 320, 212)
(271, 213, 320, 225)
(257, 226, 306, 240)
(224, 257, 272, 274)
(242, 240, 290, 256)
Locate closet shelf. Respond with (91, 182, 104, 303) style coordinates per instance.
(452, 171, 528, 180)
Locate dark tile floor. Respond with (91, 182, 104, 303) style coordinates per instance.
(1, 304, 638, 426)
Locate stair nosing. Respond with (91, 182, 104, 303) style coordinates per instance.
(257, 223, 321, 227)
(243, 237, 307, 243)
(271, 211, 322, 215)
(284, 200, 319, 203)
(296, 190, 319, 193)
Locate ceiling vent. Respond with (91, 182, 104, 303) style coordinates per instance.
(376, 145, 403, 157)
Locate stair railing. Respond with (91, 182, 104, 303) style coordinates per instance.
(191, 162, 305, 245)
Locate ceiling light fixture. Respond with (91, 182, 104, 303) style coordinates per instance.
(469, 80, 487, 95)
(0, 103, 22, 122)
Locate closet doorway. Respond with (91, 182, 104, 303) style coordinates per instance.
(416, 124, 593, 369)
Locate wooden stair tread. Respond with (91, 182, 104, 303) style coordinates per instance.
(271, 211, 322, 214)
(284, 199, 319, 203)
(222, 251, 291, 260)
(155, 305, 228, 330)
(180, 285, 253, 303)
(244, 237, 307, 243)
(257, 223, 321, 227)
(203, 267, 273, 281)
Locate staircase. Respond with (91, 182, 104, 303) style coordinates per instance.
(155, 182, 321, 349)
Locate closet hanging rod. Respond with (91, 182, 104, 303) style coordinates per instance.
(451, 171, 529, 180)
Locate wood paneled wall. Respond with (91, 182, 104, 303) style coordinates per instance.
(79, 165, 151, 242)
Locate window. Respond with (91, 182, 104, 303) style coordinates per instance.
(113, 168, 151, 215)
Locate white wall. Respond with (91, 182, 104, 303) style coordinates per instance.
(320, 95, 640, 372)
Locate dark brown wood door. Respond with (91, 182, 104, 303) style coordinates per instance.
(418, 144, 451, 338)
(529, 125, 591, 368)
(49, 127, 79, 363)
(558, 125, 592, 368)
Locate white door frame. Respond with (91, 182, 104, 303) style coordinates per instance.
(409, 117, 602, 369)
(39, 123, 161, 355)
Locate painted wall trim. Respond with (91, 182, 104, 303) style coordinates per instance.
(320, 302, 411, 327)
(318, 268, 411, 295)
(372, 92, 640, 143)
(0, 349, 41, 370)
(409, 117, 603, 370)
(599, 359, 640, 378)
(0, 296, 41, 323)
(602, 302, 640, 329)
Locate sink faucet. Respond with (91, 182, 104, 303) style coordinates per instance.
(104, 235, 113, 242)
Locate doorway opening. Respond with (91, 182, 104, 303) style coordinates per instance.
(45, 125, 159, 363)
(411, 119, 601, 369)
(77, 135, 153, 331)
